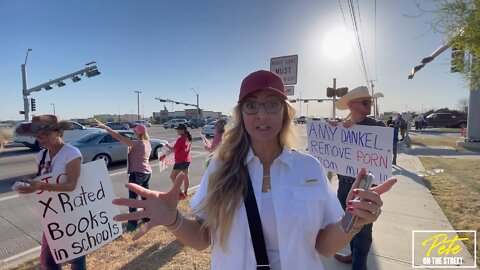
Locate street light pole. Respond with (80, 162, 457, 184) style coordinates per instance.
(191, 87, 200, 118)
(134, 90, 142, 120)
(50, 103, 56, 115)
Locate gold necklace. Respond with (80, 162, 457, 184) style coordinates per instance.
(262, 175, 271, 193)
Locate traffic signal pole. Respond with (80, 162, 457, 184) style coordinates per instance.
(21, 63, 29, 121)
(332, 78, 336, 119)
(21, 50, 100, 121)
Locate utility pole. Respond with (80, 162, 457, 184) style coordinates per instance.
(191, 87, 201, 118)
(332, 78, 336, 119)
(368, 80, 378, 118)
(134, 90, 142, 120)
(50, 103, 56, 115)
(299, 91, 303, 116)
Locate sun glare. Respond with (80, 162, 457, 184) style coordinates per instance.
(322, 28, 353, 60)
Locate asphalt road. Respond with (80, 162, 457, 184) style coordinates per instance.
(0, 127, 210, 266)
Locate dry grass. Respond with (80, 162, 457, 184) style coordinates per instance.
(12, 199, 211, 270)
(420, 157, 480, 266)
(411, 135, 468, 151)
(0, 127, 13, 142)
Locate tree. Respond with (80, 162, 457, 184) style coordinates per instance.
(457, 97, 469, 112)
(416, 0, 480, 88)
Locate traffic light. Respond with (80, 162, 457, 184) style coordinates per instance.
(158, 99, 166, 102)
(86, 69, 101, 78)
(31, 98, 36, 111)
(326, 87, 335, 98)
(336, 87, 348, 97)
(451, 45, 464, 73)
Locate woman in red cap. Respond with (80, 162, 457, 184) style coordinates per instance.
(15, 115, 87, 270)
(167, 123, 192, 200)
(94, 120, 152, 232)
(112, 70, 396, 270)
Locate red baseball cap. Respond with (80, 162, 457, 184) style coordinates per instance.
(238, 70, 287, 103)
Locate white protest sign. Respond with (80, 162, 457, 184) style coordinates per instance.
(270, 55, 298, 85)
(28, 160, 121, 263)
(157, 143, 175, 172)
(306, 120, 393, 184)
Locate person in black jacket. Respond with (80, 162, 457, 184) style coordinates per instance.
(333, 86, 387, 270)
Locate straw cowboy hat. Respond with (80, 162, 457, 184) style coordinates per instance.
(336, 86, 383, 110)
(15, 114, 74, 136)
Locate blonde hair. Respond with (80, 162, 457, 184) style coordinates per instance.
(195, 101, 297, 249)
(137, 133, 149, 141)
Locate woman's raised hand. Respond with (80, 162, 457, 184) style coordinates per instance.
(345, 168, 397, 227)
(93, 118, 107, 129)
(112, 173, 185, 240)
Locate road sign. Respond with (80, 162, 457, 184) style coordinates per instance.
(270, 55, 298, 85)
(285, 85, 294, 96)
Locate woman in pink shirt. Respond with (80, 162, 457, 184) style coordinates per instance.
(204, 119, 227, 153)
(95, 120, 152, 232)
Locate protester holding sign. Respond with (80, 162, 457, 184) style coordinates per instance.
(333, 87, 387, 270)
(94, 120, 152, 232)
(112, 70, 396, 270)
(14, 115, 86, 270)
(204, 118, 227, 153)
(165, 123, 192, 200)
(203, 118, 227, 168)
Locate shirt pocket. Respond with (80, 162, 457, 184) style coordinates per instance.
(290, 186, 327, 238)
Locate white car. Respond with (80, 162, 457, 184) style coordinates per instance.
(201, 121, 217, 137)
(134, 120, 152, 127)
(13, 121, 98, 150)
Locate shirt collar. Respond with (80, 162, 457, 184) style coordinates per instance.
(244, 146, 294, 169)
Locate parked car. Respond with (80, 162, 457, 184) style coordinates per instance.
(13, 121, 98, 150)
(295, 116, 307, 124)
(70, 130, 168, 166)
(104, 122, 130, 130)
(163, 119, 187, 129)
(202, 120, 217, 137)
(187, 118, 207, 129)
(134, 120, 152, 127)
(425, 113, 467, 128)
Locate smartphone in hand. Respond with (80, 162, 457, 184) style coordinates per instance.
(340, 172, 374, 233)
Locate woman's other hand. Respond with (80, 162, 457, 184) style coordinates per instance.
(346, 168, 397, 226)
(112, 172, 186, 240)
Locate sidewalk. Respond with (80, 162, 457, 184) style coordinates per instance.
(320, 143, 479, 269)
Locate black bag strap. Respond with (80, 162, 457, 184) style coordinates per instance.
(37, 149, 48, 176)
(243, 165, 270, 270)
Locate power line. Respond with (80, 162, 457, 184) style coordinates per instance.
(337, 0, 364, 77)
(374, 0, 378, 80)
(347, 0, 370, 85)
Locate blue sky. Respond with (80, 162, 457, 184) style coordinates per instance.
(0, 0, 469, 121)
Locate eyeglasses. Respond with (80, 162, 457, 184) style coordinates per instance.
(35, 130, 54, 139)
(242, 100, 283, 115)
(353, 99, 372, 107)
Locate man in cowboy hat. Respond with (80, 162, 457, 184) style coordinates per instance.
(334, 86, 386, 270)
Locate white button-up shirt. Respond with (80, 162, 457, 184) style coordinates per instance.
(190, 147, 343, 270)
